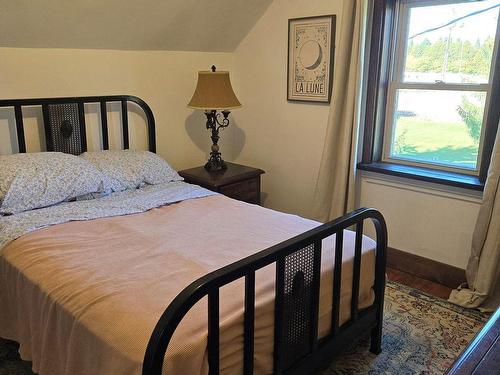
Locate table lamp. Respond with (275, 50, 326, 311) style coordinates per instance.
(188, 65, 242, 171)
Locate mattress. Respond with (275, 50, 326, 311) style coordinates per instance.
(0, 194, 376, 375)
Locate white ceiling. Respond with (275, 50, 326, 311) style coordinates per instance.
(0, 0, 272, 51)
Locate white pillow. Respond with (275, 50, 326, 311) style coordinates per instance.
(0, 152, 111, 214)
(80, 150, 183, 192)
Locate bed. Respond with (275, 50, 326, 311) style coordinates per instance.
(0, 95, 387, 375)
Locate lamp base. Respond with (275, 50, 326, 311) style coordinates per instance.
(203, 109, 231, 172)
(204, 158, 227, 171)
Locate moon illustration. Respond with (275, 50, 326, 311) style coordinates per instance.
(299, 40, 323, 70)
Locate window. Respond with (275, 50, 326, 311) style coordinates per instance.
(360, 0, 500, 189)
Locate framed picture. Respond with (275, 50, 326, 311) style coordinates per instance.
(287, 15, 336, 103)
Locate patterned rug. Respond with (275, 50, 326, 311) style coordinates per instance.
(0, 281, 489, 375)
(322, 281, 489, 374)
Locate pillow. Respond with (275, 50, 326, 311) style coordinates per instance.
(80, 150, 182, 192)
(0, 152, 111, 214)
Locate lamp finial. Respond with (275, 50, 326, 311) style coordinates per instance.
(211, 65, 216, 72)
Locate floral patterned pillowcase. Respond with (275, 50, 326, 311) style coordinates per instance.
(80, 150, 183, 192)
(0, 152, 112, 215)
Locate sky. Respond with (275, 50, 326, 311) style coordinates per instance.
(409, 0, 499, 43)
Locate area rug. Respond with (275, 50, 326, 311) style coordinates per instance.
(0, 281, 489, 375)
(322, 280, 490, 374)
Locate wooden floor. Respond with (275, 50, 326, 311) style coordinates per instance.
(387, 267, 453, 300)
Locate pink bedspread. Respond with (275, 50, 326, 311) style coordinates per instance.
(0, 195, 375, 374)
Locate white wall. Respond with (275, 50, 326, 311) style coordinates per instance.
(232, 0, 480, 269)
(358, 174, 481, 268)
(0, 47, 235, 170)
(232, 0, 343, 218)
(0, 0, 272, 52)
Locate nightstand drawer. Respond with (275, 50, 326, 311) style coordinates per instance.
(219, 177, 259, 203)
(179, 162, 264, 205)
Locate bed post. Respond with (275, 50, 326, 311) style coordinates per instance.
(369, 214, 388, 354)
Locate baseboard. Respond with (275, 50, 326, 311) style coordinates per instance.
(387, 247, 466, 289)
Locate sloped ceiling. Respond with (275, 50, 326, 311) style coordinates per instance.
(0, 0, 272, 51)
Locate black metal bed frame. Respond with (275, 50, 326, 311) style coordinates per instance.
(0, 95, 156, 154)
(143, 208, 387, 375)
(1, 95, 388, 375)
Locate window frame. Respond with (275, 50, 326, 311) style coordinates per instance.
(359, 0, 500, 190)
(383, 0, 499, 175)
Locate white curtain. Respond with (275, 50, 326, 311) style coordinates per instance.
(449, 126, 500, 311)
(312, 0, 365, 222)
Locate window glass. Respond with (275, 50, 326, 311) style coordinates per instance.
(403, 0, 499, 84)
(390, 89, 487, 169)
(384, 0, 500, 174)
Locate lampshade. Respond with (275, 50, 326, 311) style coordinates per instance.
(187, 70, 242, 110)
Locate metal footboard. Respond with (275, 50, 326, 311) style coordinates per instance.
(143, 208, 387, 375)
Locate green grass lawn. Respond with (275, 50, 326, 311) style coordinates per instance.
(392, 117, 479, 169)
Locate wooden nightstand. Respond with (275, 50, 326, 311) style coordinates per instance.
(179, 162, 265, 204)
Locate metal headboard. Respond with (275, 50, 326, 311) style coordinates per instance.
(0, 95, 156, 155)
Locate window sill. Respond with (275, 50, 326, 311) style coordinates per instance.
(357, 162, 484, 191)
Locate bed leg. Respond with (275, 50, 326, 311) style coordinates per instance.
(369, 323, 382, 354)
(370, 218, 386, 356)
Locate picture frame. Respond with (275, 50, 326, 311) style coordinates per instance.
(287, 15, 336, 103)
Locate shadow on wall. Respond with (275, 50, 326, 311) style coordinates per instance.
(185, 110, 246, 161)
(85, 101, 148, 151)
(0, 107, 45, 154)
(85, 103, 106, 150)
(260, 191, 269, 205)
(126, 101, 149, 151)
(0, 108, 17, 154)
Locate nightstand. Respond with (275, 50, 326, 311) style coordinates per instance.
(179, 162, 265, 204)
